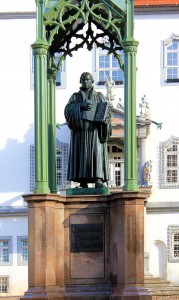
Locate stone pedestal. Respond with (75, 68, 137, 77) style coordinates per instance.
(21, 191, 151, 300)
(21, 194, 65, 299)
(109, 192, 151, 300)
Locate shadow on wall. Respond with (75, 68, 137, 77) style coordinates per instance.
(0, 124, 34, 202)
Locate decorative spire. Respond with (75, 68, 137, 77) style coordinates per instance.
(105, 77, 116, 106)
(117, 97, 124, 110)
(139, 94, 150, 119)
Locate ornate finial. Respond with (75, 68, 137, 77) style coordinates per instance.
(117, 97, 124, 110)
(105, 77, 116, 105)
(139, 94, 150, 119)
(143, 160, 152, 185)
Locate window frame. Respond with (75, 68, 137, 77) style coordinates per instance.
(168, 225, 179, 263)
(108, 144, 124, 188)
(56, 140, 69, 190)
(159, 136, 179, 189)
(0, 237, 13, 266)
(30, 49, 67, 90)
(0, 276, 9, 294)
(92, 44, 124, 88)
(30, 140, 69, 191)
(161, 33, 179, 86)
(17, 236, 28, 266)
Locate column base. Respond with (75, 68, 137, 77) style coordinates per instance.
(110, 286, 152, 300)
(21, 284, 112, 300)
(21, 286, 65, 300)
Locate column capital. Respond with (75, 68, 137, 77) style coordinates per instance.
(31, 40, 49, 56)
(123, 38, 139, 54)
(32, 40, 49, 50)
(35, 0, 46, 6)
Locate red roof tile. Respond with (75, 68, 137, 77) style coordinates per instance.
(112, 118, 124, 124)
(135, 0, 179, 5)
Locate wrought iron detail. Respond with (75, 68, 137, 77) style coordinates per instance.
(32, 48, 48, 56)
(47, 67, 58, 80)
(44, 0, 126, 62)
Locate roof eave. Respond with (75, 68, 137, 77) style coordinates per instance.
(135, 4, 179, 13)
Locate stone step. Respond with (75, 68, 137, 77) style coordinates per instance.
(144, 276, 179, 296)
(145, 276, 172, 285)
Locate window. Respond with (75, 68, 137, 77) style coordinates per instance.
(30, 140, 69, 191)
(0, 237, 12, 266)
(56, 140, 69, 189)
(159, 136, 179, 188)
(114, 161, 121, 187)
(108, 159, 124, 188)
(0, 277, 8, 293)
(93, 45, 124, 86)
(54, 53, 66, 88)
(30, 50, 66, 89)
(168, 225, 179, 262)
(161, 33, 179, 85)
(17, 236, 28, 266)
(112, 146, 123, 153)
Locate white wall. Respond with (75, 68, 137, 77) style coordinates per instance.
(135, 13, 179, 203)
(0, 216, 28, 295)
(147, 212, 179, 283)
(0, 16, 36, 206)
(0, 0, 36, 12)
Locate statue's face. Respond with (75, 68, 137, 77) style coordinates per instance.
(81, 74, 93, 90)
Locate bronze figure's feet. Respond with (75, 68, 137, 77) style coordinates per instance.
(80, 182, 88, 188)
(95, 179, 104, 188)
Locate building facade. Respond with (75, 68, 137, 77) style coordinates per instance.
(0, 0, 179, 296)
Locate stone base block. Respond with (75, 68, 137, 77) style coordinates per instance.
(21, 286, 65, 300)
(22, 192, 152, 300)
(21, 284, 112, 300)
(65, 284, 113, 299)
(110, 286, 152, 300)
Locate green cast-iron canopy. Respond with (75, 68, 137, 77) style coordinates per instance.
(44, 0, 126, 60)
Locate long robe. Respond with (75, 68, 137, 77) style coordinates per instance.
(64, 87, 112, 183)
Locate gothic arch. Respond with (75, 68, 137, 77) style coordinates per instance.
(43, 0, 127, 71)
(44, 0, 126, 49)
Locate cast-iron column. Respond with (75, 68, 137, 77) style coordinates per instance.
(32, 0, 50, 193)
(123, 0, 139, 191)
(47, 62, 57, 194)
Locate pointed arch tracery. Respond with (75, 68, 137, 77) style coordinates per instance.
(44, 0, 126, 70)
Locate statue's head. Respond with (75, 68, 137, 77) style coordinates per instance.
(80, 72, 94, 84)
(80, 72, 94, 90)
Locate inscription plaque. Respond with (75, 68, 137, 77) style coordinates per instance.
(70, 223, 103, 252)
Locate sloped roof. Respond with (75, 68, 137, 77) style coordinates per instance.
(135, 0, 179, 6)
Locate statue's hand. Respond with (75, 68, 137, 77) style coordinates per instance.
(80, 102, 93, 111)
(103, 116, 111, 124)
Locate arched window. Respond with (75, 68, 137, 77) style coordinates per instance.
(161, 33, 179, 85)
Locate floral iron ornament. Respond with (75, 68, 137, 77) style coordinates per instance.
(43, 0, 126, 70)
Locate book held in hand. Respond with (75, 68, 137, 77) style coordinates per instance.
(82, 100, 109, 122)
